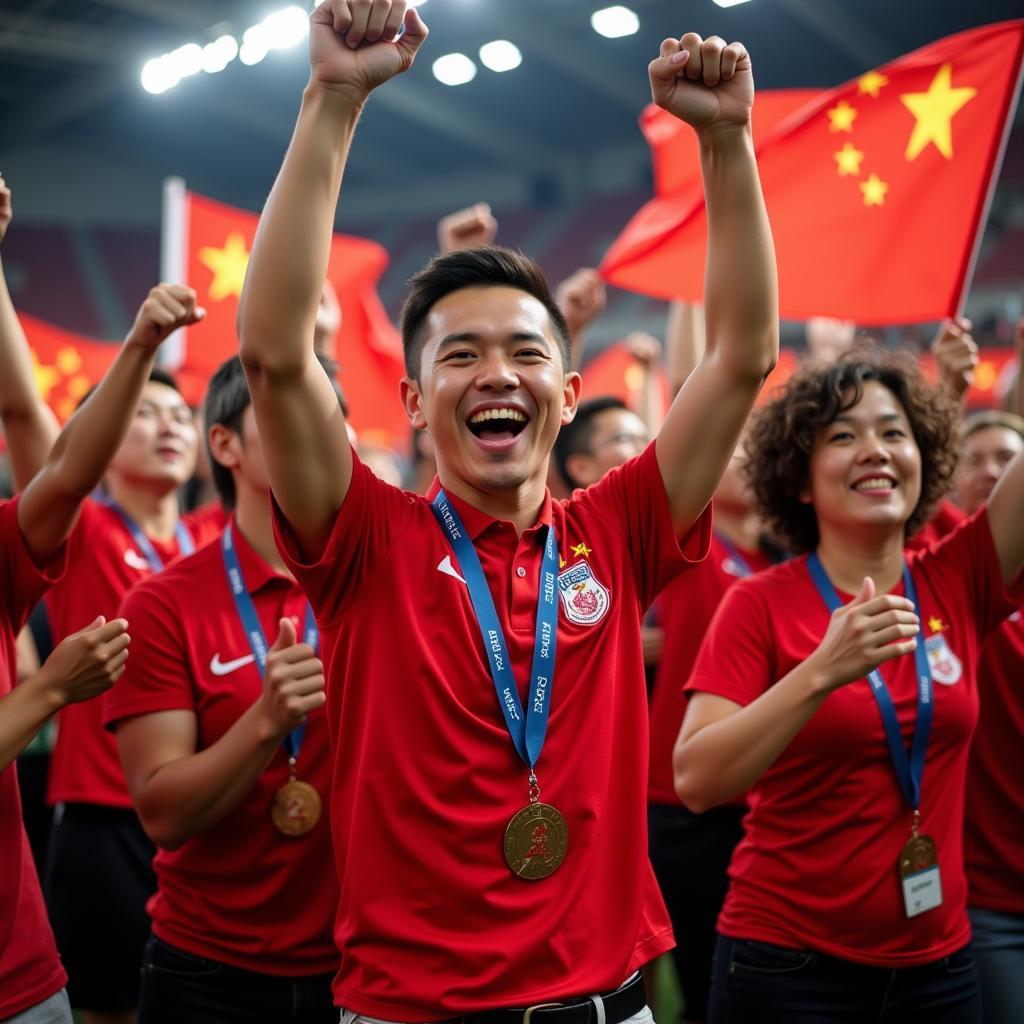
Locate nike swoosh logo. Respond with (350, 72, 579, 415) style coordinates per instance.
(437, 555, 467, 585)
(124, 549, 151, 572)
(209, 653, 256, 676)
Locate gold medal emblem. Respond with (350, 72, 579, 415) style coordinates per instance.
(504, 802, 569, 880)
(898, 833, 938, 877)
(271, 779, 322, 837)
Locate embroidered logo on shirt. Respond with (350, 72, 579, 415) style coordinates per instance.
(123, 548, 151, 572)
(925, 634, 962, 686)
(209, 652, 257, 676)
(436, 555, 467, 585)
(557, 561, 610, 626)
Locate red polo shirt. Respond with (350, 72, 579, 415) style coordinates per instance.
(273, 443, 709, 1020)
(103, 520, 338, 975)
(0, 497, 68, 1019)
(648, 529, 773, 805)
(964, 608, 1024, 913)
(47, 498, 222, 808)
(686, 509, 1023, 966)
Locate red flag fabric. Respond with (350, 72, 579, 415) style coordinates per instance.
(172, 191, 408, 449)
(602, 21, 1024, 323)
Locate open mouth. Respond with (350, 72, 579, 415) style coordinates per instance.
(851, 476, 896, 493)
(467, 408, 529, 444)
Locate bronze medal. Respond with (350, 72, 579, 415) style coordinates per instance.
(898, 833, 938, 877)
(504, 802, 569, 880)
(271, 779, 322, 837)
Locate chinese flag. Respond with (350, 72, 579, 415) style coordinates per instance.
(20, 314, 117, 422)
(168, 191, 408, 449)
(581, 343, 667, 411)
(602, 20, 1024, 323)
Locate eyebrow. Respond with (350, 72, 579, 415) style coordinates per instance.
(830, 412, 905, 427)
(435, 330, 550, 350)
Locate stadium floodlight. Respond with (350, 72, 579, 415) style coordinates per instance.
(168, 43, 204, 79)
(239, 24, 271, 65)
(141, 56, 180, 94)
(261, 6, 309, 49)
(201, 35, 239, 74)
(591, 6, 639, 39)
(479, 40, 522, 73)
(432, 53, 477, 86)
(712, 0, 754, 6)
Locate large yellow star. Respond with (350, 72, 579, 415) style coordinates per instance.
(860, 174, 888, 206)
(834, 142, 865, 177)
(858, 71, 888, 98)
(199, 232, 250, 302)
(30, 350, 59, 401)
(901, 64, 976, 161)
(571, 542, 592, 559)
(827, 100, 857, 133)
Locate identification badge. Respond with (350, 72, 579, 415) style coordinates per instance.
(899, 834, 943, 918)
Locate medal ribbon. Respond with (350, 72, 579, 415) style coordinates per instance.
(431, 491, 559, 769)
(807, 553, 933, 810)
(716, 532, 755, 578)
(222, 525, 318, 760)
(99, 495, 194, 571)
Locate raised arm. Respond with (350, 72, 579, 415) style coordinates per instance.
(986, 444, 1024, 587)
(17, 284, 202, 562)
(650, 34, 778, 532)
(931, 317, 978, 413)
(0, 176, 60, 489)
(555, 268, 607, 372)
(238, 0, 427, 560)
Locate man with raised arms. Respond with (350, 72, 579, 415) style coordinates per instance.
(238, 2, 777, 1021)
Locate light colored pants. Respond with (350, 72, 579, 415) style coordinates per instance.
(340, 1004, 655, 1024)
(2, 990, 72, 1024)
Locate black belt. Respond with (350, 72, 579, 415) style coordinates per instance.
(448, 973, 646, 1024)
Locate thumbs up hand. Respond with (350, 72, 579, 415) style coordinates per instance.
(257, 617, 326, 739)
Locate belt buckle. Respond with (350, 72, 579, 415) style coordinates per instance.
(522, 1002, 563, 1024)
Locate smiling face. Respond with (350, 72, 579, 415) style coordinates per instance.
(401, 285, 581, 500)
(805, 380, 922, 543)
(107, 381, 198, 489)
(956, 425, 1024, 515)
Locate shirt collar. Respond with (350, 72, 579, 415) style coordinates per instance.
(426, 478, 554, 541)
(227, 514, 292, 593)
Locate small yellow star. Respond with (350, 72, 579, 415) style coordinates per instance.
(66, 375, 91, 401)
(928, 617, 946, 633)
(860, 173, 888, 206)
(55, 346, 83, 375)
(571, 542, 592, 559)
(827, 100, 857, 133)
(198, 232, 250, 302)
(834, 142, 865, 177)
(901, 63, 976, 161)
(559, 557, 567, 570)
(858, 71, 888, 98)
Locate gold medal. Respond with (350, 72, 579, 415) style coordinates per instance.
(271, 779, 322, 837)
(898, 833, 938, 877)
(504, 801, 569, 880)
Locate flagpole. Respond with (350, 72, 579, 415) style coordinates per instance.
(160, 176, 188, 370)
(952, 27, 1024, 319)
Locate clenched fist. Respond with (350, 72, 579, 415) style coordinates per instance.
(126, 284, 204, 353)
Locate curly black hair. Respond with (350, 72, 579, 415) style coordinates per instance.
(745, 351, 961, 553)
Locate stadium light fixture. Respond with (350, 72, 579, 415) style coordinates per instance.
(432, 53, 477, 86)
(712, 0, 754, 6)
(479, 40, 522, 73)
(201, 35, 239, 74)
(591, 6, 639, 39)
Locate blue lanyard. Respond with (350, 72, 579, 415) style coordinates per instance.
(431, 491, 559, 770)
(716, 532, 754, 577)
(221, 525, 318, 760)
(806, 553, 933, 811)
(99, 496, 194, 572)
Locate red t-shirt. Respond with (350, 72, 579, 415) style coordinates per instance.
(648, 530, 773, 805)
(686, 509, 1023, 967)
(0, 497, 68, 1018)
(906, 498, 965, 552)
(103, 521, 338, 975)
(47, 498, 222, 807)
(964, 607, 1024, 913)
(273, 444, 709, 1020)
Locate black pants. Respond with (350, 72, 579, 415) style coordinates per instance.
(709, 935, 982, 1024)
(139, 936, 337, 1024)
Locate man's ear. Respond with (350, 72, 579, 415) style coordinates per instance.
(561, 371, 583, 426)
(207, 422, 241, 472)
(401, 377, 427, 430)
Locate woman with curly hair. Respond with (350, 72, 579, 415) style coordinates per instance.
(672, 353, 1024, 1023)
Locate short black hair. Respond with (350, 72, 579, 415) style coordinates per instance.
(399, 245, 571, 380)
(76, 365, 181, 411)
(553, 396, 629, 491)
(204, 353, 347, 509)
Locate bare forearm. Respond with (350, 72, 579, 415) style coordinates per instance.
(239, 86, 360, 372)
(665, 301, 704, 396)
(132, 703, 283, 850)
(0, 255, 59, 489)
(674, 660, 829, 811)
(700, 126, 778, 380)
(0, 673, 63, 773)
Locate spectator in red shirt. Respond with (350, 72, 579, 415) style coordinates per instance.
(237, 4, 777, 1022)
(105, 356, 339, 1024)
(954, 410, 1024, 1024)
(676, 354, 1024, 1023)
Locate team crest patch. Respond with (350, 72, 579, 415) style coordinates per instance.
(925, 634, 962, 686)
(558, 561, 610, 626)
